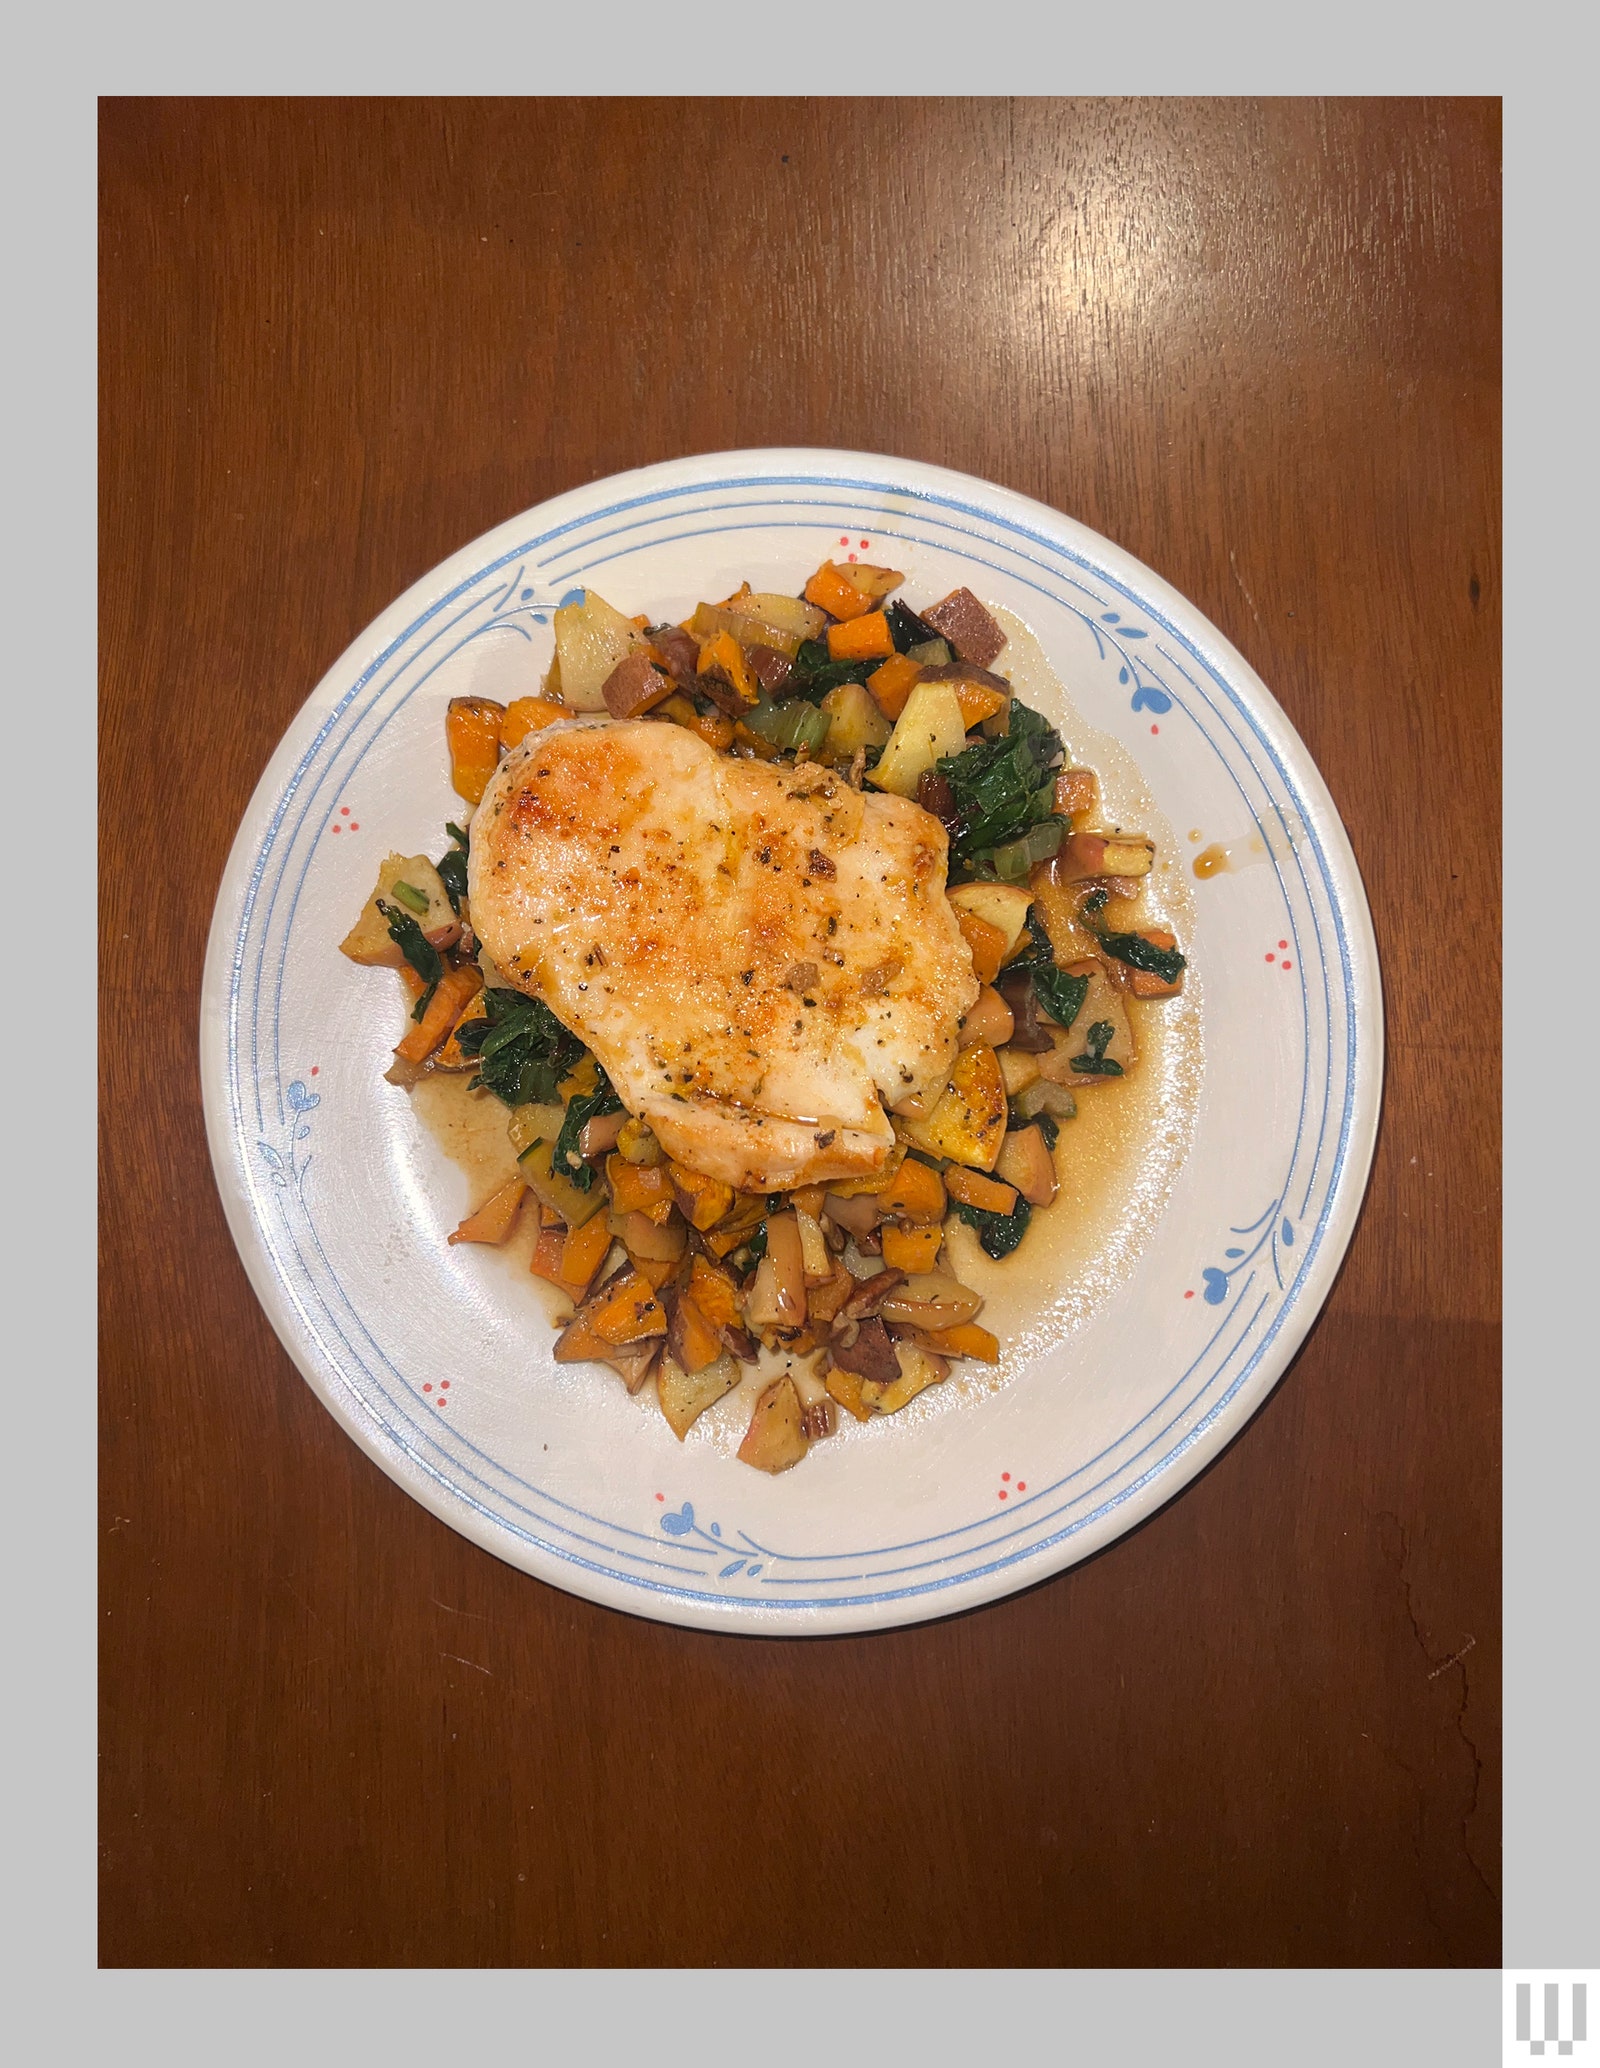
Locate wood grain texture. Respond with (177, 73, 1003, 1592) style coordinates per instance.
(99, 97, 1500, 1968)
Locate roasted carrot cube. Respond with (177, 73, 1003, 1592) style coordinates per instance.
(826, 612, 895, 663)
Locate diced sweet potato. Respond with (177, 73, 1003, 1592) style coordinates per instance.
(881, 1223, 943, 1273)
(1122, 928, 1185, 998)
(600, 649, 672, 719)
(588, 1268, 668, 1345)
(606, 1156, 674, 1217)
(920, 588, 1006, 668)
(500, 696, 568, 751)
(826, 612, 895, 663)
(824, 1364, 873, 1422)
(446, 697, 505, 805)
(560, 1211, 614, 1293)
(666, 1161, 735, 1232)
(696, 628, 758, 705)
(737, 1375, 809, 1474)
(956, 911, 1008, 986)
(872, 1155, 946, 1226)
(392, 964, 483, 1067)
(667, 1289, 725, 1375)
(447, 1177, 527, 1247)
(943, 1167, 1019, 1216)
(804, 560, 877, 621)
(687, 1255, 744, 1334)
(1053, 767, 1100, 821)
(866, 652, 924, 720)
(954, 680, 1008, 729)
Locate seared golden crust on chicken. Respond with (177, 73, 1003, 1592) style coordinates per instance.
(467, 719, 978, 1189)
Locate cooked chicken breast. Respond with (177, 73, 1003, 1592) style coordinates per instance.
(467, 718, 978, 1190)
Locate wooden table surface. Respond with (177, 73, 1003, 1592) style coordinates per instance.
(99, 97, 1501, 1969)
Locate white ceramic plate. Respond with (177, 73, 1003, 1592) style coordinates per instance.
(200, 449, 1381, 1634)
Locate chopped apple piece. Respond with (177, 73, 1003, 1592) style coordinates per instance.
(996, 1124, 1058, 1206)
(866, 682, 968, 799)
(657, 1351, 739, 1440)
(737, 1375, 809, 1473)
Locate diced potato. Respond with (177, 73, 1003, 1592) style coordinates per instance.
(859, 1343, 950, 1416)
(1036, 960, 1136, 1081)
(553, 589, 647, 712)
(997, 1046, 1043, 1096)
(340, 854, 460, 966)
(446, 697, 505, 805)
(946, 882, 1034, 960)
(657, 1351, 739, 1440)
(895, 1042, 1008, 1171)
(996, 1125, 1058, 1206)
(723, 592, 828, 656)
(820, 681, 892, 760)
(866, 682, 968, 799)
(737, 1375, 809, 1473)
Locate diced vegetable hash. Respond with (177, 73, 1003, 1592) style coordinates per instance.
(338, 558, 1189, 1473)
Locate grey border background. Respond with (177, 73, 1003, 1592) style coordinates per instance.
(48, 24, 1585, 2066)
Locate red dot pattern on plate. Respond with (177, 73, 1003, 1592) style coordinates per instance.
(1185, 1289, 1195, 1299)
(1150, 723, 1160, 734)
(310, 1065, 319, 1076)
